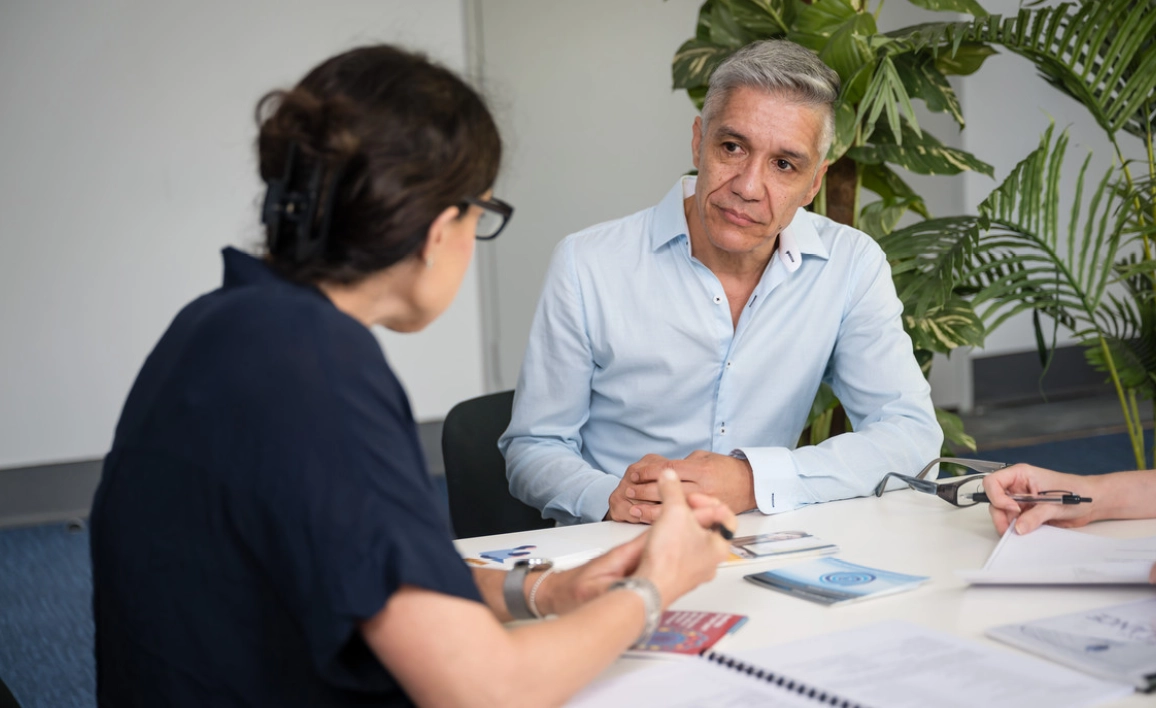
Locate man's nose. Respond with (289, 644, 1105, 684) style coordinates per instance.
(730, 160, 765, 202)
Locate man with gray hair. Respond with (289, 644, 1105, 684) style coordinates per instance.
(500, 39, 941, 525)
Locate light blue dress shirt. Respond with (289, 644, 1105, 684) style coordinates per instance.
(499, 177, 941, 525)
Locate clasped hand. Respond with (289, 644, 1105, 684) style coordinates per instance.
(606, 450, 757, 524)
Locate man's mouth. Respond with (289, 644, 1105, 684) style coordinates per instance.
(716, 205, 760, 227)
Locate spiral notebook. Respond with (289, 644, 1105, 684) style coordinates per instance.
(566, 620, 1132, 708)
(568, 646, 865, 707)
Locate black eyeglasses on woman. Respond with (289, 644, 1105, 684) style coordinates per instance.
(461, 196, 514, 240)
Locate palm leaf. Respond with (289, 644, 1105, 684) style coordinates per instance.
(905, 0, 989, 18)
(898, 2, 1156, 141)
(848, 122, 994, 176)
(963, 125, 1133, 340)
(903, 293, 986, 353)
(879, 217, 977, 318)
(672, 38, 734, 91)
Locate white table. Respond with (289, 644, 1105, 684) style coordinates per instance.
(455, 491, 1156, 707)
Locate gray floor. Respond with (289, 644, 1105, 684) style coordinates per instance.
(0, 394, 1147, 529)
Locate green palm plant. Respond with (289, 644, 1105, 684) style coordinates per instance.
(884, 0, 1156, 466)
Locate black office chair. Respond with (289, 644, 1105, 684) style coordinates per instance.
(442, 390, 553, 539)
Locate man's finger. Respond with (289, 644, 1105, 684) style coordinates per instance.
(625, 482, 662, 503)
(632, 463, 673, 483)
(632, 502, 663, 524)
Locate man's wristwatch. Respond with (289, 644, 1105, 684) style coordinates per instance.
(503, 558, 554, 620)
(608, 577, 662, 645)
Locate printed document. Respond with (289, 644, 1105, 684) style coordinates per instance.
(959, 524, 1156, 584)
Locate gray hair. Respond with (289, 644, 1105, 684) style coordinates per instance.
(701, 39, 840, 160)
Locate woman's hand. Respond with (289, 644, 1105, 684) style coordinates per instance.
(982, 463, 1101, 534)
(632, 469, 735, 607)
(542, 482, 736, 615)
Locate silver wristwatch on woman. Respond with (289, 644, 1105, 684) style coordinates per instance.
(608, 577, 662, 645)
(502, 558, 553, 620)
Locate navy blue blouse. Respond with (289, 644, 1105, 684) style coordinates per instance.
(90, 248, 480, 707)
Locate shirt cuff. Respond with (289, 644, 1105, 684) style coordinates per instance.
(733, 447, 808, 514)
(572, 473, 623, 524)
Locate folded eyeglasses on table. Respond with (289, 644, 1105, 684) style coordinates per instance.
(873, 457, 1011, 508)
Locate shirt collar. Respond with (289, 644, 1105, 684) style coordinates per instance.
(221, 246, 284, 288)
(649, 177, 830, 269)
(649, 176, 695, 251)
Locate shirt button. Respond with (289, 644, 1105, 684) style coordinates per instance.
(720, 424, 727, 435)
(726, 361, 732, 368)
(713, 296, 723, 304)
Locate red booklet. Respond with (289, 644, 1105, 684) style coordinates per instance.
(626, 610, 748, 658)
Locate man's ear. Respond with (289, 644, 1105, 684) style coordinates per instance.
(419, 204, 463, 264)
(691, 116, 704, 172)
(805, 161, 829, 205)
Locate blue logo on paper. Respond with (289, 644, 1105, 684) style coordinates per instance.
(479, 544, 537, 564)
(820, 572, 875, 586)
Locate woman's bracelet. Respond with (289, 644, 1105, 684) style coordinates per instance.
(607, 577, 662, 645)
(527, 566, 559, 619)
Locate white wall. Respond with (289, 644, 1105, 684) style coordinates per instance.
(474, 0, 708, 391)
(0, 0, 481, 469)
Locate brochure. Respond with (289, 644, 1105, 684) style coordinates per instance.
(722, 530, 837, 566)
(744, 557, 929, 606)
(987, 597, 1156, 692)
(625, 610, 747, 659)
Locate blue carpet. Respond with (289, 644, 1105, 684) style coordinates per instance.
(966, 431, 1152, 476)
(0, 523, 94, 708)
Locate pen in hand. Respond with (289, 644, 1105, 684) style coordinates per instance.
(711, 523, 735, 541)
(968, 492, 1093, 505)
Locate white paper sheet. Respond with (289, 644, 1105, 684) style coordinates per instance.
(566, 621, 1132, 708)
(738, 620, 1133, 708)
(959, 525, 1156, 585)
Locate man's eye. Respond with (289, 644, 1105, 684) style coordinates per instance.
(775, 159, 794, 171)
(722, 142, 741, 153)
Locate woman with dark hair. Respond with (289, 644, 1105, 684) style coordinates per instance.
(89, 45, 734, 707)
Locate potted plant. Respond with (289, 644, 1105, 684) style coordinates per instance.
(882, 0, 1156, 467)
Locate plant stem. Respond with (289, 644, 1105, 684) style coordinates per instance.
(851, 124, 863, 230)
(1112, 139, 1152, 261)
(1128, 389, 1146, 468)
(1099, 335, 1147, 469)
(1146, 107, 1155, 227)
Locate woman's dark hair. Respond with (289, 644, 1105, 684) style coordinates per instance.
(256, 44, 501, 284)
